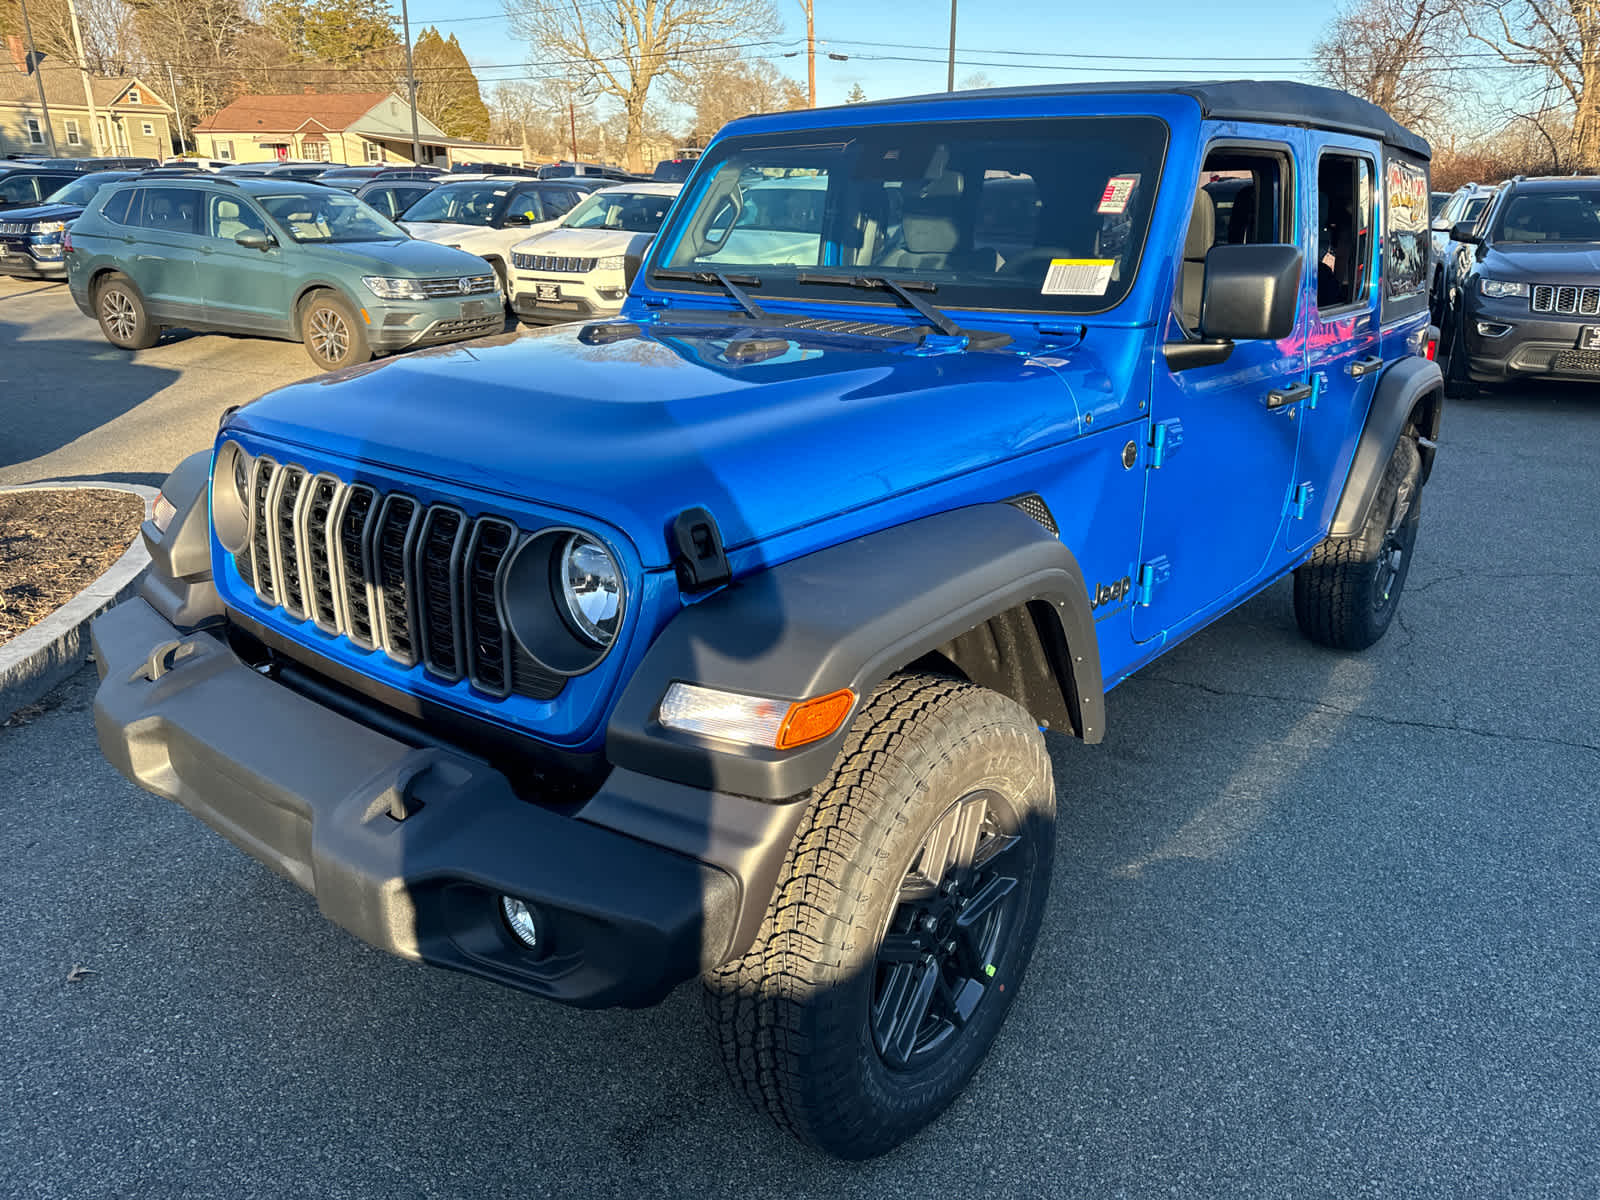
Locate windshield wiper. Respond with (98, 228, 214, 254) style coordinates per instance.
(653, 268, 766, 319)
(794, 271, 962, 337)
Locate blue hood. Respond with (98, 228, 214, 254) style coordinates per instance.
(0, 201, 84, 225)
(226, 319, 1115, 568)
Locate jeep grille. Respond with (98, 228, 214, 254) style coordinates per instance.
(1532, 284, 1600, 316)
(234, 459, 562, 701)
(512, 253, 598, 273)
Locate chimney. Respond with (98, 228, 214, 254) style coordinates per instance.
(7, 34, 27, 75)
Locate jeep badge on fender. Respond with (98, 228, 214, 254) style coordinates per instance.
(91, 81, 1440, 1161)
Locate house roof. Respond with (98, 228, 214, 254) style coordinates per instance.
(196, 92, 394, 134)
(0, 66, 172, 113)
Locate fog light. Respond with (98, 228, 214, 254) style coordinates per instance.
(1476, 321, 1513, 338)
(501, 896, 542, 951)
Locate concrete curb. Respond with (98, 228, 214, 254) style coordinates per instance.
(0, 481, 157, 723)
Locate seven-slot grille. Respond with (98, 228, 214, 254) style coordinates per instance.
(0, 221, 36, 235)
(235, 458, 561, 700)
(512, 252, 598, 273)
(1532, 285, 1600, 316)
(415, 274, 498, 298)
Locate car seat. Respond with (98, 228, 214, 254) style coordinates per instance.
(879, 174, 1001, 273)
(214, 199, 247, 239)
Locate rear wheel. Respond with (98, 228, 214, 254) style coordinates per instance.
(300, 290, 371, 371)
(1293, 435, 1422, 651)
(94, 272, 160, 350)
(703, 674, 1055, 1159)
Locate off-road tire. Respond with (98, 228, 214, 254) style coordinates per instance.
(1293, 435, 1422, 651)
(703, 674, 1055, 1159)
(94, 272, 160, 351)
(300, 290, 371, 371)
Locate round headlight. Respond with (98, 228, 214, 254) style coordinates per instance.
(212, 440, 253, 553)
(556, 534, 622, 646)
(500, 527, 628, 676)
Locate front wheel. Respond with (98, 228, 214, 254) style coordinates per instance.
(1293, 435, 1422, 651)
(300, 290, 371, 372)
(703, 674, 1056, 1159)
(94, 272, 160, 350)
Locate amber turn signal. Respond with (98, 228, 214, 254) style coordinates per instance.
(776, 688, 856, 750)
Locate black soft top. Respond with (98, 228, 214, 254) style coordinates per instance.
(853, 79, 1431, 160)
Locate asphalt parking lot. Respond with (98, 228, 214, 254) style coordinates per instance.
(3, 272, 1599, 1198)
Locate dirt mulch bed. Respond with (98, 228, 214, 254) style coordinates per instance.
(1, 488, 145, 647)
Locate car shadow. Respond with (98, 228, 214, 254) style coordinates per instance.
(0, 327, 182, 475)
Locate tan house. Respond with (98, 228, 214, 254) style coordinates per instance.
(194, 91, 522, 168)
(2, 41, 175, 159)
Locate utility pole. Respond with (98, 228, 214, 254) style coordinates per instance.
(64, 0, 103, 155)
(398, 0, 423, 165)
(946, 0, 957, 92)
(17, 0, 59, 157)
(568, 99, 578, 164)
(803, 0, 815, 107)
(166, 64, 187, 155)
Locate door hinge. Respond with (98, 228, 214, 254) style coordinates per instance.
(1288, 482, 1315, 519)
(1133, 556, 1171, 606)
(1308, 372, 1326, 411)
(1148, 418, 1183, 469)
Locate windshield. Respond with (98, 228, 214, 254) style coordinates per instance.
(403, 183, 511, 226)
(1492, 187, 1600, 244)
(654, 116, 1168, 315)
(257, 190, 405, 243)
(561, 189, 676, 233)
(46, 172, 129, 205)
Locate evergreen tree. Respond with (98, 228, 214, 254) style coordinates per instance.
(412, 27, 490, 141)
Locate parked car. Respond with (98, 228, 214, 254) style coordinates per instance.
(1429, 189, 1450, 220)
(537, 161, 637, 181)
(400, 177, 590, 290)
(508, 182, 681, 323)
(651, 157, 697, 183)
(1430, 181, 1498, 318)
(261, 162, 347, 180)
(0, 166, 86, 211)
(0, 169, 140, 278)
(355, 176, 440, 219)
(318, 165, 442, 193)
(90, 80, 1441, 1161)
(1438, 174, 1600, 393)
(163, 157, 230, 171)
(65, 175, 503, 370)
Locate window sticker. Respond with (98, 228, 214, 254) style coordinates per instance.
(1041, 258, 1115, 296)
(1097, 174, 1139, 215)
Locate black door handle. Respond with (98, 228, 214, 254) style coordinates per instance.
(1265, 381, 1313, 409)
(1347, 355, 1384, 378)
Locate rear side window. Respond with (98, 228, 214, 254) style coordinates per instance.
(100, 188, 136, 225)
(0, 175, 41, 204)
(1383, 154, 1429, 303)
(132, 187, 202, 234)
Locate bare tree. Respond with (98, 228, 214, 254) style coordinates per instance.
(1458, 0, 1600, 168)
(501, 0, 781, 170)
(676, 52, 804, 142)
(1312, 0, 1458, 135)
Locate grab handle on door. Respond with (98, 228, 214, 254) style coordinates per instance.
(1347, 355, 1384, 378)
(1265, 381, 1313, 409)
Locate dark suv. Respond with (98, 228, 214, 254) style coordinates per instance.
(92, 81, 1441, 1159)
(1440, 175, 1600, 392)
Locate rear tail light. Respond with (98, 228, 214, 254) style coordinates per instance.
(61, 232, 74, 253)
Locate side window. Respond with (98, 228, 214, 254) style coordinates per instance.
(1382, 154, 1429, 302)
(543, 188, 580, 218)
(1315, 152, 1374, 311)
(509, 189, 544, 222)
(1179, 148, 1291, 333)
(100, 188, 137, 225)
(206, 192, 268, 240)
(133, 187, 202, 235)
(0, 175, 39, 204)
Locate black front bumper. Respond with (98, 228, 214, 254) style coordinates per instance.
(1459, 303, 1600, 382)
(92, 596, 787, 1009)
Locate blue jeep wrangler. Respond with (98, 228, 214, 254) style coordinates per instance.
(92, 81, 1441, 1158)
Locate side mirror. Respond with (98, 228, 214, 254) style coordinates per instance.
(235, 229, 272, 251)
(1199, 243, 1302, 341)
(503, 210, 533, 227)
(1450, 221, 1482, 244)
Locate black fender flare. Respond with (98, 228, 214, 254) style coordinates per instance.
(1329, 355, 1443, 539)
(606, 503, 1105, 800)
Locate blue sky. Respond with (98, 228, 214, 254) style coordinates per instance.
(400, 0, 1326, 114)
